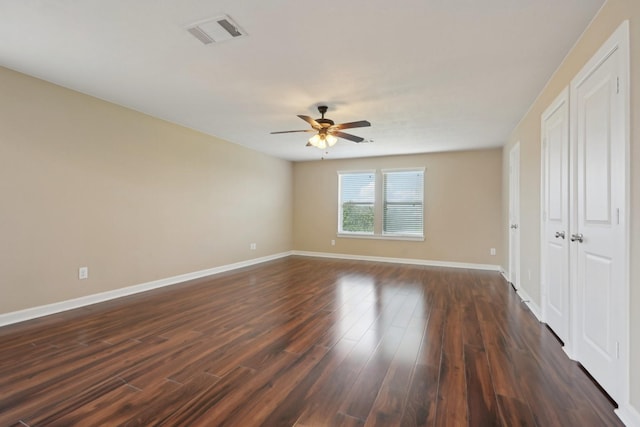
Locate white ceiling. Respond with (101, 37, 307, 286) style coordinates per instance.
(0, 0, 605, 161)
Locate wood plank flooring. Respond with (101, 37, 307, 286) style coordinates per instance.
(0, 256, 622, 426)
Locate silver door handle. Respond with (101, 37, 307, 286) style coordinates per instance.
(510, 224, 518, 229)
(555, 231, 565, 239)
(570, 233, 584, 243)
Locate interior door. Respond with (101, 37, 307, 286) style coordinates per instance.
(541, 90, 570, 345)
(571, 32, 627, 402)
(508, 143, 520, 289)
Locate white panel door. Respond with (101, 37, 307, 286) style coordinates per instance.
(541, 89, 570, 345)
(570, 27, 627, 403)
(508, 143, 520, 289)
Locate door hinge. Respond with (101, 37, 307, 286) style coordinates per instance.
(616, 208, 620, 225)
(616, 77, 620, 94)
(616, 341, 620, 358)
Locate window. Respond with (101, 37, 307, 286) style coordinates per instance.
(338, 172, 375, 234)
(383, 170, 424, 236)
(338, 168, 424, 240)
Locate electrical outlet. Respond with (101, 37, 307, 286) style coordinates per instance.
(250, 243, 256, 250)
(490, 248, 496, 256)
(331, 239, 336, 246)
(79, 267, 89, 280)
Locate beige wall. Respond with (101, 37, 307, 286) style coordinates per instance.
(502, 0, 640, 411)
(293, 149, 503, 265)
(0, 66, 293, 314)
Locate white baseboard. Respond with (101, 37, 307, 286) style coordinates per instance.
(515, 285, 542, 322)
(292, 250, 501, 272)
(0, 252, 508, 329)
(500, 267, 510, 283)
(616, 403, 640, 427)
(0, 251, 293, 328)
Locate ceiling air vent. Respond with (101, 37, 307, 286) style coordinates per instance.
(186, 15, 246, 45)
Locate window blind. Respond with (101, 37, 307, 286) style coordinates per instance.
(383, 170, 424, 236)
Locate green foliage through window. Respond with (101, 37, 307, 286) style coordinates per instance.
(342, 203, 374, 233)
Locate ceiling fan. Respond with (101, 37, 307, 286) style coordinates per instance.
(271, 106, 371, 149)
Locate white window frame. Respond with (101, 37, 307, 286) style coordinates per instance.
(337, 168, 425, 241)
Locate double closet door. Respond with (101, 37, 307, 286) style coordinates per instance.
(541, 22, 628, 405)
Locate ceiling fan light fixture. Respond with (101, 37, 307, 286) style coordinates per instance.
(309, 133, 326, 149)
(308, 131, 338, 149)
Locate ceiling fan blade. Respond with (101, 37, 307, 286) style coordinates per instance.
(331, 120, 371, 130)
(270, 130, 315, 134)
(297, 115, 322, 130)
(331, 130, 365, 143)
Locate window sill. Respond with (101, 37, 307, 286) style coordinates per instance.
(337, 233, 425, 242)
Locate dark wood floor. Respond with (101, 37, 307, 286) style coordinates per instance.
(0, 256, 621, 426)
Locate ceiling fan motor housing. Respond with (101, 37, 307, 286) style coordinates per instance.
(316, 106, 334, 127)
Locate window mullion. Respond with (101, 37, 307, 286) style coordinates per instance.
(374, 170, 383, 235)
